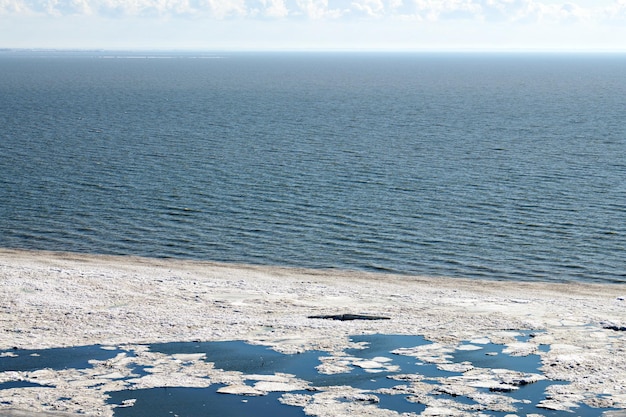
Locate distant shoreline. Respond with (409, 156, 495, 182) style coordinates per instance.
(3, 48, 626, 54)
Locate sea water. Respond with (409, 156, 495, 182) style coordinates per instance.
(1, 51, 625, 283)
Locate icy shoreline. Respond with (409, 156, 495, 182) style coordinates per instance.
(1, 249, 625, 416)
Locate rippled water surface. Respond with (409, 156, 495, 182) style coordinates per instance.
(1, 51, 625, 283)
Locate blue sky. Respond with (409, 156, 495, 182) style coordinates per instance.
(2, 0, 626, 51)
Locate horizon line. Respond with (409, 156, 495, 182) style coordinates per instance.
(3, 47, 626, 54)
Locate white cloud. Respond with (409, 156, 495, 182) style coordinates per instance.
(350, 0, 386, 17)
(261, 0, 289, 17)
(477, 0, 534, 22)
(393, 0, 600, 24)
(605, 0, 626, 23)
(0, 0, 615, 21)
(1, 0, 625, 51)
(0, 0, 26, 13)
(557, 2, 592, 23)
(0, 0, 604, 21)
(3, 0, 92, 15)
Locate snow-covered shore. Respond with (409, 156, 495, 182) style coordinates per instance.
(1, 249, 625, 416)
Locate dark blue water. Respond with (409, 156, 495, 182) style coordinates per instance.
(1, 51, 625, 283)
(0, 336, 616, 416)
(0, 345, 124, 372)
(107, 388, 308, 417)
(114, 335, 608, 416)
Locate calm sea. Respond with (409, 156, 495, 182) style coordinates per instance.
(1, 51, 625, 283)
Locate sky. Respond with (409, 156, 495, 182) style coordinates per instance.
(2, 0, 626, 51)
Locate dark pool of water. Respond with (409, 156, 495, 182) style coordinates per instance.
(139, 334, 614, 416)
(1, 335, 619, 416)
(0, 345, 125, 372)
(148, 340, 324, 381)
(107, 386, 308, 417)
(0, 380, 51, 390)
(450, 335, 545, 374)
